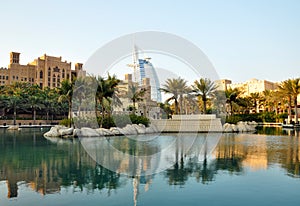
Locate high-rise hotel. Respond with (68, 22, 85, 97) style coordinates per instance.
(0, 52, 85, 88)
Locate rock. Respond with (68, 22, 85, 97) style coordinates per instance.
(96, 128, 113, 136)
(149, 124, 159, 133)
(237, 124, 247, 132)
(223, 123, 233, 132)
(138, 124, 146, 129)
(73, 128, 81, 137)
(121, 126, 133, 135)
(110, 127, 122, 135)
(59, 128, 74, 136)
(231, 124, 238, 132)
(7, 125, 20, 130)
(80, 127, 100, 137)
(132, 124, 146, 134)
(145, 126, 155, 134)
(122, 124, 138, 135)
(44, 126, 60, 137)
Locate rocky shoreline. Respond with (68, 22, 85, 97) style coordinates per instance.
(44, 123, 160, 138)
(43, 121, 258, 139)
(222, 121, 258, 133)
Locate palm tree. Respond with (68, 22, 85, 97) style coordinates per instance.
(94, 74, 120, 127)
(23, 84, 45, 124)
(3, 82, 27, 125)
(225, 88, 241, 115)
(27, 95, 44, 124)
(58, 80, 74, 126)
(127, 84, 146, 114)
(249, 92, 261, 113)
(160, 77, 188, 114)
(41, 87, 58, 123)
(291, 78, 300, 124)
(192, 78, 217, 114)
(278, 79, 300, 124)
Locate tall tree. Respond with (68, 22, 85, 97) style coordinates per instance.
(94, 74, 120, 127)
(160, 77, 188, 114)
(192, 78, 217, 114)
(278, 79, 300, 124)
(249, 92, 261, 113)
(127, 84, 146, 114)
(58, 80, 74, 126)
(225, 88, 241, 115)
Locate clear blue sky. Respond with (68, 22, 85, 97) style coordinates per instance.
(0, 0, 299, 83)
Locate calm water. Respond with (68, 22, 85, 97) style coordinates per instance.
(0, 127, 300, 206)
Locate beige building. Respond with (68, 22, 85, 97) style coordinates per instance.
(216, 78, 278, 96)
(0, 52, 85, 88)
(215, 79, 232, 91)
(114, 74, 161, 119)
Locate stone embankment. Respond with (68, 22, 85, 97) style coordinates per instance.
(44, 124, 160, 138)
(222, 121, 258, 133)
(43, 120, 258, 138)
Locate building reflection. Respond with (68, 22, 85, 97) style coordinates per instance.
(1, 128, 300, 201)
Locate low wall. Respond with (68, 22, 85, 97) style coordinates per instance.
(0, 120, 59, 126)
(171, 114, 217, 120)
(151, 117, 223, 133)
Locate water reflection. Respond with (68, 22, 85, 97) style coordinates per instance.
(1, 128, 300, 201)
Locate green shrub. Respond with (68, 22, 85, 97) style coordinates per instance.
(260, 112, 276, 122)
(129, 114, 150, 127)
(97, 114, 150, 128)
(59, 118, 71, 127)
(225, 112, 279, 124)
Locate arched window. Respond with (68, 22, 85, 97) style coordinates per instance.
(48, 68, 51, 76)
(40, 70, 43, 79)
(62, 69, 65, 78)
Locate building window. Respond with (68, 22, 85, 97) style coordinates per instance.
(6, 76, 8, 80)
(13, 76, 15, 80)
(24, 78, 27, 81)
(40, 83, 43, 88)
(16, 76, 18, 80)
(62, 69, 65, 78)
(32, 78, 34, 82)
(54, 66, 60, 72)
(67, 74, 70, 80)
(57, 75, 60, 83)
(48, 82, 50, 87)
(53, 74, 56, 83)
(53, 83, 56, 87)
(48, 68, 51, 76)
(40, 71, 43, 79)
(0, 76, 2, 79)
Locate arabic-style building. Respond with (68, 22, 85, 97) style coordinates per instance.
(0, 52, 85, 88)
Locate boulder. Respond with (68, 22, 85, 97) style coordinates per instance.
(7, 125, 20, 130)
(80, 127, 100, 137)
(145, 126, 155, 134)
(223, 123, 233, 132)
(44, 126, 60, 137)
(123, 124, 138, 135)
(73, 128, 81, 137)
(58, 127, 74, 136)
(96, 128, 113, 136)
(231, 124, 238, 132)
(149, 124, 159, 133)
(132, 124, 146, 134)
(110, 127, 122, 135)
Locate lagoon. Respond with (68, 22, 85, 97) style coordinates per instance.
(0, 127, 300, 206)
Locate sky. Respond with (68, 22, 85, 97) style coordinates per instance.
(0, 0, 299, 83)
